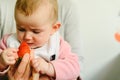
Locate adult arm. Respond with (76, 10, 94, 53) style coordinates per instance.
(0, 0, 16, 39)
(58, 0, 81, 56)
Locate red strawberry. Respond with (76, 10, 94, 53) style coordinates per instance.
(18, 41, 30, 58)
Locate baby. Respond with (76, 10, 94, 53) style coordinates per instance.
(0, 0, 80, 79)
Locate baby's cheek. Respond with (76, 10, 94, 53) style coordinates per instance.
(17, 32, 24, 41)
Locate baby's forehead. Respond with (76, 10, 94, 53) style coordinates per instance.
(15, 0, 57, 25)
(15, 0, 53, 16)
(15, 12, 52, 29)
(16, 5, 52, 21)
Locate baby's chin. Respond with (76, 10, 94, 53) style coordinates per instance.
(30, 45, 42, 49)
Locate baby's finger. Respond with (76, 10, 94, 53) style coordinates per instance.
(3, 56, 15, 65)
(7, 57, 16, 65)
(35, 63, 40, 72)
(32, 70, 39, 80)
(7, 48, 18, 54)
(11, 48, 18, 52)
(10, 49, 18, 59)
(6, 53, 18, 63)
(12, 52, 18, 59)
(6, 52, 13, 57)
(32, 59, 38, 64)
(31, 59, 40, 72)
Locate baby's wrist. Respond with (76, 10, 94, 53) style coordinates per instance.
(45, 62, 55, 78)
(0, 52, 8, 69)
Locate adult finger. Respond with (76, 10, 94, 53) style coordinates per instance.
(23, 62, 31, 80)
(8, 70, 15, 80)
(32, 70, 39, 80)
(14, 53, 30, 79)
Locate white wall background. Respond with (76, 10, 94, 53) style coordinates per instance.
(78, 0, 120, 80)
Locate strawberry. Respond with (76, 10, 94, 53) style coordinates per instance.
(18, 41, 30, 58)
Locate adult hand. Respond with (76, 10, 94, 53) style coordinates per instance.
(7, 53, 51, 80)
(8, 53, 31, 80)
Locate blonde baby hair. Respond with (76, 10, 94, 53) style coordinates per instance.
(15, 0, 58, 23)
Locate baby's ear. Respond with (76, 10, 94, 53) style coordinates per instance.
(51, 21, 61, 35)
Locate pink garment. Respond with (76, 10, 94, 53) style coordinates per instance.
(0, 34, 80, 80)
(51, 38, 80, 80)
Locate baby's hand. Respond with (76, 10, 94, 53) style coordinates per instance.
(0, 48, 18, 66)
(31, 57, 49, 74)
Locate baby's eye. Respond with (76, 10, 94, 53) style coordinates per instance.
(18, 28, 25, 32)
(33, 31, 40, 34)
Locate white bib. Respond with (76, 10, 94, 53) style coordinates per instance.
(6, 32, 60, 61)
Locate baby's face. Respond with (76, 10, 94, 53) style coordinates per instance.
(15, 5, 55, 49)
